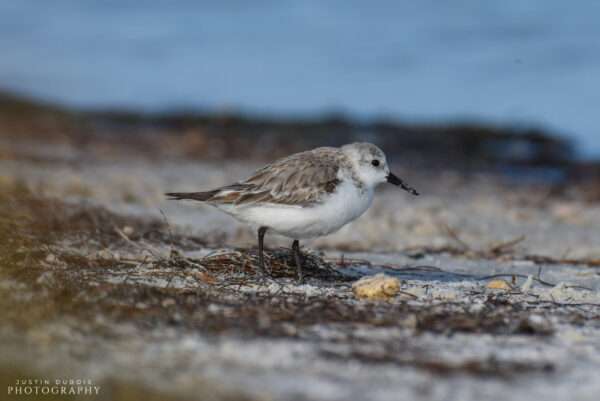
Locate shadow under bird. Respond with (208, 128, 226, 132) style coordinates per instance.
(166, 142, 418, 282)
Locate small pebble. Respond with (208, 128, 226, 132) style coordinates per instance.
(486, 279, 512, 291)
(96, 249, 113, 260)
(122, 225, 134, 236)
(521, 275, 534, 293)
(352, 274, 400, 301)
(161, 298, 176, 307)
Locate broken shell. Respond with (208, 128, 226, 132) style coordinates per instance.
(352, 274, 401, 301)
(486, 279, 512, 291)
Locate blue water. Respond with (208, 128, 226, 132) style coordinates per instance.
(1, 1, 599, 157)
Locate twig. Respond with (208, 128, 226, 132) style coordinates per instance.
(440, 222, 471, 251)
(159, 208, 175, 249)
(487, 235, 526, 254)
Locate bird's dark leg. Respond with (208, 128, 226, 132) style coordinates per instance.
(292, 239, 304, 283)
(257, 226, 269, 276)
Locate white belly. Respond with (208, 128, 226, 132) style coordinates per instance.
(218, 181, 374, 239)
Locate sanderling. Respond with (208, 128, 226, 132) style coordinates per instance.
(167, 142, 418, 281)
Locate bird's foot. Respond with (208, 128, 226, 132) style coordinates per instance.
(291, 241, 305, 284)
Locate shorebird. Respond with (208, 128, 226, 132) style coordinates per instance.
(167, 142, 418, 282)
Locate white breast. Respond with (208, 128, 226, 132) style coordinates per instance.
(219, 180, 374, 239)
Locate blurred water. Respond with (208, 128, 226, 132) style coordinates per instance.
(0, 1, 599, 157)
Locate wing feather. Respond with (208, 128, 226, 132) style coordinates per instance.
(210, 148, 343, 206)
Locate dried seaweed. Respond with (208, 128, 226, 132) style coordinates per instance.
(2, 186, 599, 383)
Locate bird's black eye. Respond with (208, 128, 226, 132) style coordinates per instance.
(371, 159, 380, 167)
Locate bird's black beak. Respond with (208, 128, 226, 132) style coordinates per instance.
(387, 172, 419, 196)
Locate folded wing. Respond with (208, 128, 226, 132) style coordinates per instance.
(210, 148, 342, 206)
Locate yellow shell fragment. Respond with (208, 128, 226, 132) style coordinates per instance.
(352, 274, 401, 300)
(486, 279, 512, 291)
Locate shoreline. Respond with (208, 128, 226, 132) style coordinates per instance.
(0, 89, 579, 169)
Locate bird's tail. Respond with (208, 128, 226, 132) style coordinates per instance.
(165, 190, 220, 202)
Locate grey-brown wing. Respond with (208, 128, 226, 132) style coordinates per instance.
(210, 149, 342, 206)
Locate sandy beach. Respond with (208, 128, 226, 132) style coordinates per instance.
(1, 94, 600, 401)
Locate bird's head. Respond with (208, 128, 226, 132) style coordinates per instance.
(341, 142, 419, 196)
